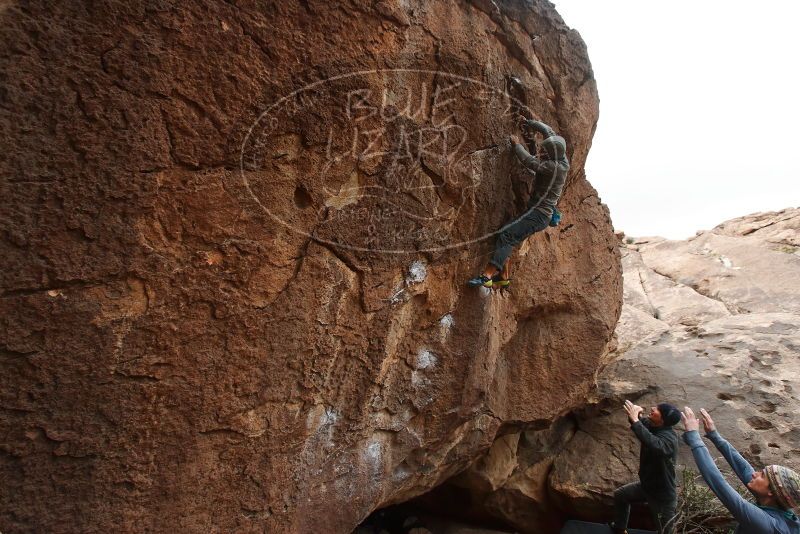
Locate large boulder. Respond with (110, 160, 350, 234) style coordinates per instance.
(549, 208, 800, 519)
(0, 1, 621, 532)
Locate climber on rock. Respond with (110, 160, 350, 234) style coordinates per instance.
(467, 119, 568, 289)
(681, 407, 800, 534)
(610, 400, 681, 534)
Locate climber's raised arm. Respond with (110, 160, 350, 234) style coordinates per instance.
(522, 119, 556, 139)
(510, 138, 546, 173)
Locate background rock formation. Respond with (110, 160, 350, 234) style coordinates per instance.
(444, 209, 800, 531)
(550, 208, 800, 520)
(0, 1, 620, 532)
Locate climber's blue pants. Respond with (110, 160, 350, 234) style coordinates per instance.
(489, 208, 551, 270)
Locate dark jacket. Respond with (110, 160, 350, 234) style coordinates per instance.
(512, 120, 569, 218)
(631, 416, 679, 502)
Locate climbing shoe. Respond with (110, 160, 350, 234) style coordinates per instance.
(491, 274, 511, 289)
(467, 275, 493, 288)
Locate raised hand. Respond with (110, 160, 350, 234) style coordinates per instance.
(624, 399, 644, 423)
(681, 406, 700, 432)
(700, 408, 717, 433)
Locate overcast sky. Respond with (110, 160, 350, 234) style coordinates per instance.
(552, 0, 799, 238)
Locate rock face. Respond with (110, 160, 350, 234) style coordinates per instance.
(549, 208, 800, 520)
(0, 2, 621, 533)
(448, 417, 579, 532)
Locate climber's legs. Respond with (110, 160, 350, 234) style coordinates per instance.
(468, 208, 550, 288)
(488, 208, 550, 270)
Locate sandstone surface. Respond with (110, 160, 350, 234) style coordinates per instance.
(446, 209, 800, 531)
(0, 1, 620, 533)
(550, 208, 800, 519)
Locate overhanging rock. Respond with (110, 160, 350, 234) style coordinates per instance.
(0, 1, 621, 532)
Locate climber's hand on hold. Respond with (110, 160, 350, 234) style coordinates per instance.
(521, 118, 542, 138)
(508, 135, 520, 146)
